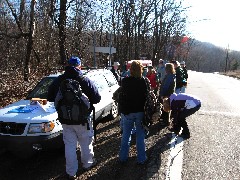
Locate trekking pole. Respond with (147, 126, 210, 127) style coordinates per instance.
(92, 105, 97, 140)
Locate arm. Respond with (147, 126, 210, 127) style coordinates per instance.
(80, 77, 101, 104)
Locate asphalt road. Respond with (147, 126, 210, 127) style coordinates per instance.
(163, 71, 240, 180)
(0, 71, 239, 180)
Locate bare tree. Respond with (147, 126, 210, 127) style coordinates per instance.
(24, 0, 35, 81)
(58, 0, 67, 65)
(5, 0, 36, 81)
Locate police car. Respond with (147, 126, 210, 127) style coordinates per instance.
(0, 68, 119, 158)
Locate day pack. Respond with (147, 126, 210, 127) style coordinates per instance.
(112, 86, 123, 114)
(179, 68, 187, 86)
(142, 77, 157, 131)
(54, 78, 90, 125)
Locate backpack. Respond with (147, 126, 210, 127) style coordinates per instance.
(179, 68, 187, 86)
(54, 78, 90, 125)
(112, 86, 123, 114)
(142, 77, 157, 132)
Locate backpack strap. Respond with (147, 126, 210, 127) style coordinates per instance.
(143, 77, 151, 92)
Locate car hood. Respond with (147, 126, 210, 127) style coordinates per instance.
(0, 100, 58, 123)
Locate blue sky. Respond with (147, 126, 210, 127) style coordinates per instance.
(183, 0, 240, 51)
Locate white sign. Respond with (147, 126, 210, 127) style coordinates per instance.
(89, 46, 116, 54)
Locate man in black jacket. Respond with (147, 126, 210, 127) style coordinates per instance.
(180, 61, 188, 93)
(110, 62, 120, 84)
(47, 56, 101, 179)
(171, 60, 186, 94)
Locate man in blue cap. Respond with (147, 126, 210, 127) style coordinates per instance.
(47, 56, 101, 179)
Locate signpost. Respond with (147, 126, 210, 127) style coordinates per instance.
(89, 46, 116, 54)
(89, 46, 116, 67)
(89, 31, 116, 67)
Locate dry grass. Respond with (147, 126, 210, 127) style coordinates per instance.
(220, 70, 240, 79)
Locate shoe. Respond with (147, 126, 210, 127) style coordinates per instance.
(82, 159, 97, 171)
(168, 127, 179, 135)
(159, 121, 167, 126)
(179, 134, 190, 139)
(137, 158, 148, 165)
(68, 175, 78, 180)
(118, 160, 128, 165)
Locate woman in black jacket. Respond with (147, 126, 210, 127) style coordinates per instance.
(119, 61, 148, 164)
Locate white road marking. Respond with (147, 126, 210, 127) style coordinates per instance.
(166, 134, 184, 180)
(165, 109, 240, 180)
(199, 110, 240, 117)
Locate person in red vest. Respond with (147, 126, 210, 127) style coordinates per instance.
(146, 66, 158, 95)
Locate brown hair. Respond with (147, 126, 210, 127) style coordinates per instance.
(165, 63, 175, 74)
(130, 61, 143, 78)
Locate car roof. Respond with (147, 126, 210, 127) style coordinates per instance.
(46, 68, 111, 78)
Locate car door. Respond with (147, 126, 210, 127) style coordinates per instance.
(85, 71, 112, 120)
(103, 70, 120, 117)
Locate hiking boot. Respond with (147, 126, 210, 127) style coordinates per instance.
(179, 133, 190, 139)
(168, 127, 180, 135)
(118, 159, 128, 165)
(82, 159, 97, 171)
(68, 175, 78, 180)
(159, 120, 168, 126)
(137, 158, 148, 165)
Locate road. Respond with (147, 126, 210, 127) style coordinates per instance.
(0, 70, 239, 180)
(164, 71, 240, 180)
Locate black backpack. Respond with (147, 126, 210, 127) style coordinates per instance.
(54, 78, 90, 125)
(142, 77, 157, 132)
(179, 68, 187, 86)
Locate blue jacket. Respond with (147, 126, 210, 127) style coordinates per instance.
(159, 74, 176, 97)
(47, 66, 101, 104)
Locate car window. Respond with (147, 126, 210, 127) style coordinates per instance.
(87, 73, 109, 92)
(26, 77, 56, 99)
(104, 70, 118, 87)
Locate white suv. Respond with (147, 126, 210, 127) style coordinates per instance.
(0, 68, 119, 158)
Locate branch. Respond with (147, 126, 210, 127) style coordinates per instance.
(0, 32, 30, 39)
(5, 0, 24, 34)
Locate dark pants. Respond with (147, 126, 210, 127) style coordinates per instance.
(158, 98, 169, 126)
(173, 104, 201, 135)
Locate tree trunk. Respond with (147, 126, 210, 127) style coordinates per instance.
(24, 0, 35, 81)
(58, 0, 67, 65)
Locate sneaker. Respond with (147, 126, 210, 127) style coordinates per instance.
(118, 160, 128, 165)
(82, 159, 97, 171)
(179, 134, 190, 139)
(137, 158, 148, 165)
(159, 120, 168, 126)
(68, 175, 78, 180)
(168, 127, 180, 135)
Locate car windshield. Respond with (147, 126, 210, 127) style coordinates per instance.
(26, 77, 56, 99)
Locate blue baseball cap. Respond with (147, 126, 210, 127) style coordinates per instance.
(68, 56, 81, 66)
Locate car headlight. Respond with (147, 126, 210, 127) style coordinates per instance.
(28, 122, 55, 133)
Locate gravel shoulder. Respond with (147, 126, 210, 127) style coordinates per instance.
(0, 115, 172, 180)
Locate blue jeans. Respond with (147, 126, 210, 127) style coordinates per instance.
(175, 87, 186, 94)
(119, 112, 147, 163)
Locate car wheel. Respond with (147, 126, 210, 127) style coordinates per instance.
(110, 101, 118, 119)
